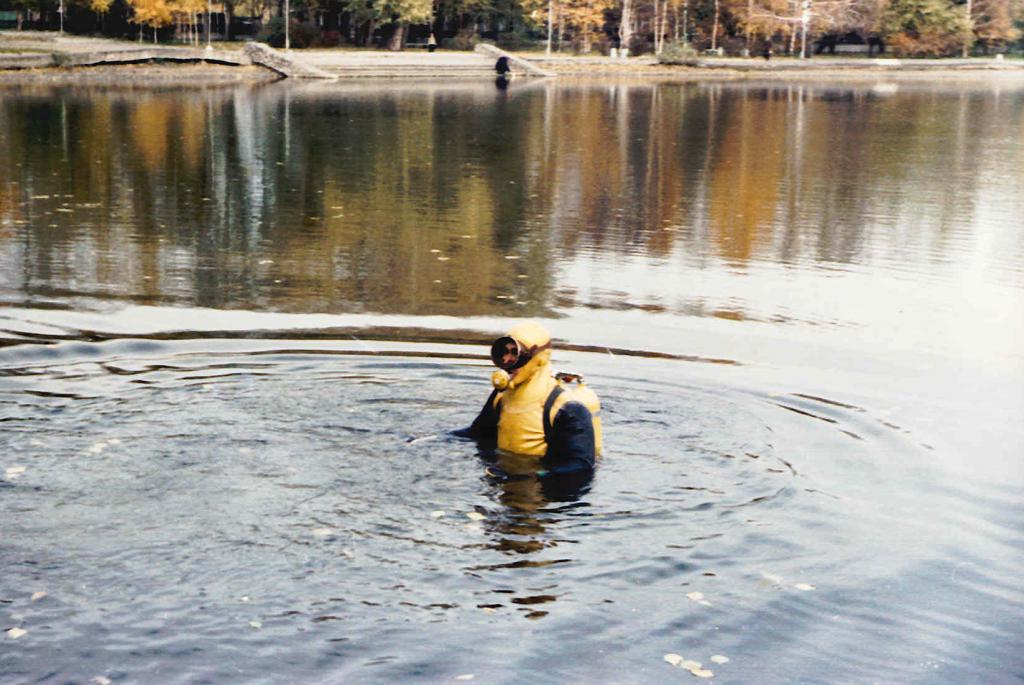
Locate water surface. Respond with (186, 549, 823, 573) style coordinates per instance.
(1, 77, 1022, 684)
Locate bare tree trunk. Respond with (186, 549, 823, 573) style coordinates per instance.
(962, 0, 973, 57)
(711, 0, 719, 50)
(387, 22, 407, 50)
(799, 0, 809, 58)
(746, 0, 752, 50)
(650, 0, 657, 53)
(619, 0, 633, 51)
(663, 0, 671, 49)
(224, 0, 235, 41)
(653, 0, 663, 52)
(546, 0, 553, 54)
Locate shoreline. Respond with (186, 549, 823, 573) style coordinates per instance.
(2, 60, 1023, 88)
(0, 62, 280, 86)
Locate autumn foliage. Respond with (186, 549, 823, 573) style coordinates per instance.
(9, 0, 1022, 55)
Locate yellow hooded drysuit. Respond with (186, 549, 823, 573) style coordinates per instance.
(457, 322, 602, 475)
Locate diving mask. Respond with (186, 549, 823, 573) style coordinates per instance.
(490, 336, 530, 372)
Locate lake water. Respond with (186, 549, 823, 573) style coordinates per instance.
(1, 77, 1022, 684)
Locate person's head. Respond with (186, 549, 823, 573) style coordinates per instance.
(489, 321, 552, 388)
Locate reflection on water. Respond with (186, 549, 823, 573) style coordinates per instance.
(2, 80, 1022, 319)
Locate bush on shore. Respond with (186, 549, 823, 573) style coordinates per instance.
(658, 40, 699, 65)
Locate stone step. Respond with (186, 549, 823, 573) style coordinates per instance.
(315, 68, 497, 78)
(312, 63, 496, 74)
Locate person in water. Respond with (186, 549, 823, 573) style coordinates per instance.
(455, 321, 602, 477)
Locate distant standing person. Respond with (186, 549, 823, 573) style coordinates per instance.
(428, 33, 437, 52)
(762, 38, 773, 61)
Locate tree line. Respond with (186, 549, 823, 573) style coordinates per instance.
(3, 0, 1021, 55)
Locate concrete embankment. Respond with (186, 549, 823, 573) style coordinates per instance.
(0, 31, 333, 81)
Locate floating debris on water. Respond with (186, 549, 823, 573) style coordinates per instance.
(90, 677, 112, 685)
(664, 654, 714, 678)
(794, 583, 815, 591)
(5, 466, 27, 478)
(311, 528, 335, 538)
(686, 591, 712, 606)
(6, 627, 27, 639)
(710, 655, 729, 664)
(30, 591, 47, 602)
(249, 621, 262, 629)
(455, 675, 475, 681)
(430, 510, 446, 518)
(465, 512, 485, 521)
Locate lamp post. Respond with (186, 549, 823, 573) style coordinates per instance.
(206, 0, 211, 48)
(285, 0, 290, 50)
(58, 0, 64, 34)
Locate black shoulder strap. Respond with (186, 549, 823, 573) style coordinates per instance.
(542, 385, 565, 447)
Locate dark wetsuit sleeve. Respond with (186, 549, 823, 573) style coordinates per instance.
(542, 401, 596, 474)
(452, 389, 500, 441)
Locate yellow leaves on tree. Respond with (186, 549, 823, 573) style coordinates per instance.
(560, 0, 615, 52)
(972, 0, 1022, 46)
(128, 0, 174, 30)
(526, 0, 615, 52)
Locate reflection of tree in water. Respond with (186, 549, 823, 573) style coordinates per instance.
(0, 81, 1020, 313)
